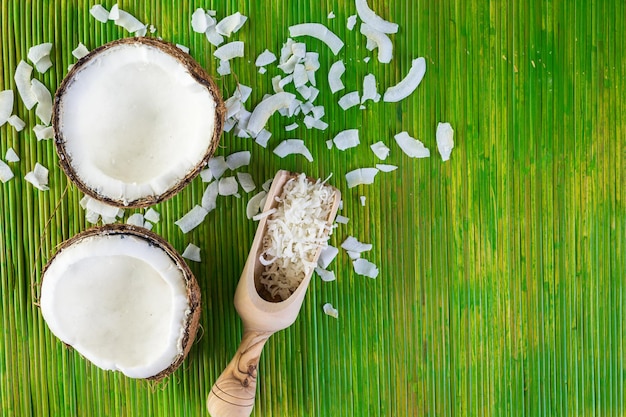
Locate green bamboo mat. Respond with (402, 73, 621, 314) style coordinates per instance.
(1, 1, 624, 416)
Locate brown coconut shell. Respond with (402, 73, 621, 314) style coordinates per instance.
(40, 224, 201, 381)
(52, 37, 226, 209)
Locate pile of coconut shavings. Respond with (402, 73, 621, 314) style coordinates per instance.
(258, 173, 336, 301)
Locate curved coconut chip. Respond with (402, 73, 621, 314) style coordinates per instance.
(355, 0, 399, 34)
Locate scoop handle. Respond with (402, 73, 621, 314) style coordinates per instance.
(207, 329, 272, 417)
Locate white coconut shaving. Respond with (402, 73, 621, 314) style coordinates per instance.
(143, 208, 160, 223)
(14, 61, 37, 110)
(0, 90, 13, 126)
(285, 122, 299, 131)
(370, 141, 390, 160)
(383, 57, 427, 103)
(33, 124, 54, 141)
(181, 243, 201, 262)
(201, 181, 219, 211)
(236, 172, 256, 193)
(30, 79, 52, 125)
(90, 4, 109, 23)
(273, 139, 314, 162)
(360, 23, 393, 63)
(315, 267, 336, 282)
(328, 11, 336, 19)
(217, 59, 231, 76)
(311, 105, 325, 119)
(247, 92, 296, 135)
(303, 115, 328, 131)
(355, 0, 399, 33)
(258, 67, 267, 74)
(256, 49, 277, 67)
(225, 151, 251, 170)
(376, 164, 398, 172)
(108, 4, 119, 20)
(360, 196, 367, 206)
(27, 43, 53, 65)
(254, 129, 272, 148)
(293, 64, 308, 88)
(364, 57, 371, 63)
(191, 8, 209, 33)
(113, 9, 146, 34)
(394, 131, 430, 158)
(176, 44, 190, 53)
(317, 245, 339, 269)
(81, 195, 124, 221)
(126, 213, 145, 227)
(218, 177, 238, 196)
(72, 42, 90, 59)
(341, 236, 373, 252)
(5, 148, 19, 163)
(288, 23, 344, 55)
(436, 122, 455, 161)
(353, 258, 379, 278)
(259, 173, 336, 300)
(347, 14, 357, 30)
(345, 168, 379, 188)
(304, 52, 320, 70)
(338, 91, 360, 110)
(323, 303, 339, 318)
(205, 26, 225, 47)
(214, 41, 244, 61)
(333, 129, 360, 150)
(328, 60, 345, 94)
(143, 221, 153, 230)
(361, 73, 381, 103)
(24, 162, 49, 191)
(175, 205, 209, 233)
(335, 215, 349, 224)
(216, 12, 247, 36)
(208, 156, 228, 179)
(246, 190, 267, 219)
(7, 115, 25, 132)
(0, 160, 14, 183)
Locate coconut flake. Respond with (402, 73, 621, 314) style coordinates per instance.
(114, 9, 146, 33)
(214, 41, 244, 61)
(256, 49, 277, 67)
(201, 181, 219, 211)
(142, 221, 153, 230)
(191, 8, 209, 33)
(328, 60, 345, 94)
(252, 208, 277, 222)
(33, 124, 54, 141)
(144, 208, 160, 223)
(376, 164, 398, 172)
(7, 115, 25, 131)
(347, 250, 361, 260)
(323, 303, 339, 318)
(353, 258, 379, 278)
(303, 115, 328, 130)
(338, 91, 360, 110)
(370, 141, 390, 160)
(175, 205, 208, 233)
(273, 139, 314, 162)
(285, 122, 299, 131)
(31, 79, 52, 125)
(288, 23, 344, 55)
(359, 196, 367, 206)
(315, 267, 336, 282)
(361, 73, 380, 103)
(176, 44, 190, 53)
(208, 156, 228, 179)
(355, 0, 398, 34)
(345, 168, 379, 188)
(90, 4, 109, 22)
(182, 243, 201, 262)
(225, 151, 251, 170)
(293, 64, 308, 88)
(304, 52, 320, 71)
(0, 160, 14, 183)
(33, 56, 52, 74)
(126, 213, 144, 227)
(218, 177, 238, 196)
(328, 11, 336, 19)
(108, 4, 120, 20)
(72, 42, 90, 59)
(255, 129, 272, 148)
(383, 57, 427, 103)
(311, 105, 325, 120)
(27, 43, 53, 65)
(24, 162, 49, 191)
(341, 236, 373, 252)
(347, 14, 358, 30)
(0, 90, 13, 126)
(205, 26, 225, 46)
(318, 245, 339, 269)
(236, 172, 256, 193)
(216, 12, 248, 36)
(14, 61, 37, 110)
(258, 67, 267, 74)
(5, 148, 19, 163)
(360, 23, 393, 64)
(333, 129, 360, 150)
(247, 92, 296, 135)
(335, 215, 349, 224)
(436, 122, 455, 161)
(246, 190, 267, 219)
(394, 131, 430, 158)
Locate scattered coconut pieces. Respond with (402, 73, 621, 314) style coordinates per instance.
(383, 57, 427, 103)
(175, 205, 209, 233)
(360, 196, 366, 206)
(0, 160, 14, 183)
(254, 129, 272, 148)
(89, 4, 109, 23)
(288, 23, 344, 55)
(108, 4, 120, 20)
(0, 90, 13, 126)
(370, 141, 390, 160)
(247, 92, 296, 135)
(436, 122, 455, 161)
(318, 245, 339, 269)
(144, 208, 160, 223)
(191, 8, 210, 33)
(24, 162, 49, 191)
(218, 177, 239, 196)
(333, 129, 360, 150)
(216, 12, 247, 37)
(5, 148, 19, 163)
(394, 131, 430, 158)
(376, 164, 398, 172)
(361, 73, 381, 103)
(328, 60, 346, 94)
(347, 14, 357, 30)
(345, 168, 379, 188)
(208, 156, 228, 179)
(214, 41, 244, 61)
(72, 42, 90, 59)
(273, 139, 314, 162)
(246, 190, 267, 219)
(360, 23, 393, 64)
(323, 303, 339, 318)
(176, 44, 190, 54)
(285, 122, 299, 131)
(236, 172, 256, 193)
(303, 115, 328, 130)
(199, 169, 213, 183)
(335, 215, 349, 224)
(80, 195, 124, 224)
(315, 267, 336, 282)
(327, 11, 336, 19)
(355, 0, 399, 34)
(30, 79, 52, 125)
(353, 258, 379, 278)
(33, 124, 54, 141)
(7, 115, 25, 132)
(256, 49, 277, 67)
(341, 236, 372, 252)
(201, 181, 219, 211)
(225, 151, 251, 170)
(206, 26, 225, 47)
(113, 8, 146, 34)
(126, 213, 145, 227)
(27, 43, 53, 73)
(217, 60, 231, 76)
(182, 243, 202, 262)
(338, 91, 361, 110)
(14, 61, 37, 110)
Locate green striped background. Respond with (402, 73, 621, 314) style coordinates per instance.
(0, 1, 624, 416)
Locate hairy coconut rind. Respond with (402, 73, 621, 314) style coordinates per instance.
(52, 37, 226, 208)
(40, 224, 202, 381)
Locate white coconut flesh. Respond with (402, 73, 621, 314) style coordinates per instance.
(40, 229, 196, 379)
(55, 39, 221, 206)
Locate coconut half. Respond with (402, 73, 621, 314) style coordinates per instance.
(53, 37, 225, 208)
(40, 224, 201, 380)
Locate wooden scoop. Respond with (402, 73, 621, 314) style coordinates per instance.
(207, 170, 341, 417)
